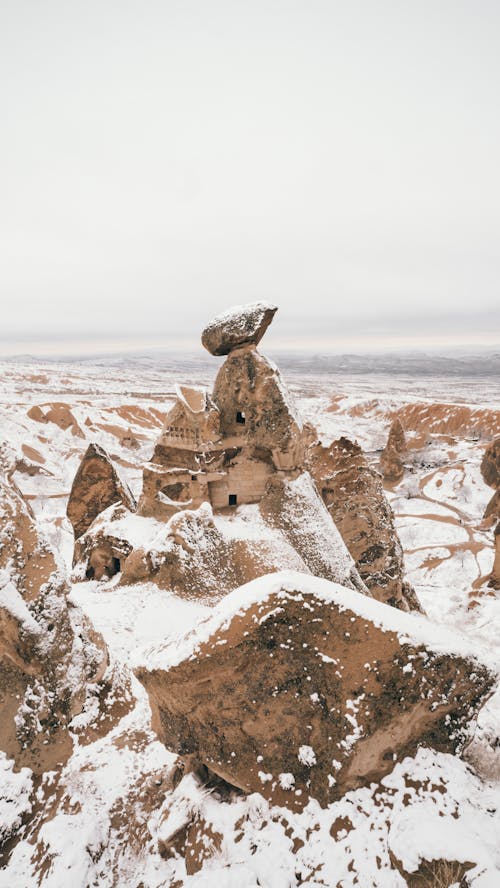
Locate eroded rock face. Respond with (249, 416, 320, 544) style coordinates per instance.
(489, 522, 500, 590)
(481, 438, 500, 490)
(379, 419, 408, 484)
(201, 302, 277, 356)
(67, 442, 136, 540)
(0, 476, 108, 773)
(306, 437, 418, 610)
(136, 572, 494, 810)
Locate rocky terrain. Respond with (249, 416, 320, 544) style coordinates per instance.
(1, 306, 500, 887)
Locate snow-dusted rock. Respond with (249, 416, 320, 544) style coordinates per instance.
(0, 475, 108, 774)
(67, 442, 136, 541)
(136, 571, 495, 810)
(306, 436, 419, 610)
(201, 301, 277, 356)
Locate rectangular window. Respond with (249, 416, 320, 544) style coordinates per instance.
(228, 494, 237, 506)
(236, 411, 246, 424)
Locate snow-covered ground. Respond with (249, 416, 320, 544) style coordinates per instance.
(1, 357, 500, 886)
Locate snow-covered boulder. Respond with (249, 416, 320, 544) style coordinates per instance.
(201, 301, 277, 356)
(136, 571, 496, 810)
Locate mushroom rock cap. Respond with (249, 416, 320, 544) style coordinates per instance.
(201, 302, 278, 356)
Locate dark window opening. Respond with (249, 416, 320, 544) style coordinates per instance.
(112, 557, 121, 575)
(191, 475, 197, 481)
(228, 494, 237, 506)
(236, 411, 246, 424)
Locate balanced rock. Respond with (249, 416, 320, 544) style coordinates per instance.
(306, 437, 418, 610)
(136, 571, 494, 810)
(67, 442, 136, 540)
(201, 302, 277, 356)
(0, 475, 108, 773)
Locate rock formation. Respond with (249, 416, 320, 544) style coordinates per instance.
(481, 438, 500, 489)
(72, 304, 367, 596)
(67, 442, 136, 540)
(0, 475, 108, 773)
(306, 436, 418, 610)
(136, 571, 494, 810)
(489, 522, 500, 590)
(481, 437, 500, 520)
(380, 417, 407, 483)
(201, 301, 277, 356)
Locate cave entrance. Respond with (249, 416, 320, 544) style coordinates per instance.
(236, 411, 246, 425)
(228, 494, 237, 506)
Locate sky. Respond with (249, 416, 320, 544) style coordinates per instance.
(1, 0, 499, 355)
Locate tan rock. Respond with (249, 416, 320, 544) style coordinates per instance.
(387, 417, 407, 453)
(136, 572, 494, 810)
(489, 522, 500, 590)
(67, 442, 136, 540)
(380, 418, 407, 483)
(201, 302, 277, 356)
(485, 488, 500, 521)
(306, 437, 418, 610)
(0, 476, 108, 774)
(481, 438, 500, 489)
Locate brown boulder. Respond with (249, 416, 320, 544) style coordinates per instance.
(306, 437, 418, 610)
(485, 487, 500, 521)
(67, 442, 136, 540)
(136, 571, 494, 810)
(201, 302, 277, 356)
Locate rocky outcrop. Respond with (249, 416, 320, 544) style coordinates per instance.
(481, 438, 500, 488)
(489, 522, 500, 590)
(67, 443, 136, 540)
(201, 302, 277, 356)
(306, 437, 418, 610)
(0, 476, 108, 773)
(74, 499, 356, 596)
(481, 438, 500, 520)
(136, 572, 494, 810)
(380, 418, 406, 484)
(259, 472, 364, 592)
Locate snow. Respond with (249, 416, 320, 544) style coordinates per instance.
(1, 358, 500, 887)
(135, 570, 500, 675)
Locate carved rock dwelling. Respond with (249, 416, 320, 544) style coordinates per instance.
(139, 302, 304, 520)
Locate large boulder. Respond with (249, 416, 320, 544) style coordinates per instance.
(67, 442, 136, 540)
(306, 437, 418, 610)
(136, 571, 495, 810)
(0, 476, 108, 774)
(201, 302, 277, 356)
(481, 438, 500, 490)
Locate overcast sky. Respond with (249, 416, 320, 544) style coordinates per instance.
(1, 0, 499, 354)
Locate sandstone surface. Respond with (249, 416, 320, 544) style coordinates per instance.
(67, 442, 136, 540)
(0, 475, 108, 773)
(201, 301, 277, 355)
(137, 572, 494, 810)
(306, 436, 418, 610)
